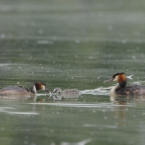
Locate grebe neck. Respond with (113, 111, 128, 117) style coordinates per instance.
(119, 80, 127, 88)
(115, 80, 127, 92)
(30, 84, 37, 94)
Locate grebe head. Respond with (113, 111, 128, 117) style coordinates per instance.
(35, 82, 50, 92)
(52, 88, 62, 94)
(52, 88, 62, 100)
(104, 72, 127, 87)
(31, 82, 50, 94)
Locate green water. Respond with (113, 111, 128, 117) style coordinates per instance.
(1, 0, 145, 145)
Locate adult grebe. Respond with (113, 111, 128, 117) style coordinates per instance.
(0, 82, 50, 96)
(104, 72, 145, 96)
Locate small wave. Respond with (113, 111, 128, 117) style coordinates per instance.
(7, 112, 39, 115)
(0, 107, 15, 113)
(84, 124, 117, 129)
(0, 63, 15, 66)
(29, 102, 131, 108)
(0, 107, 15, 109)
(127, 75, 133, 80)
(132, 81, 142, 85)
(37, 93, 49, 96)
(80, 87, 113, 95)
(37, 40, 54, 45)
(29, 102, 109, 107)
(60, 138, 92, 145)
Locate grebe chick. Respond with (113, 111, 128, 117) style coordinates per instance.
(0, 82, 50, 96)
(104, 72, 145, 96)
(52, 88, 80, 100)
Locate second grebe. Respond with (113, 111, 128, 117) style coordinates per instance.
(104, 72, 145, 96)
(0, 82, 50, 96)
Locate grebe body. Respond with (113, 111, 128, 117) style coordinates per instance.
(0, 82, 49, 96)
(110, 85, 145, 96)
(52, 88, 80, 100)
(104, 72, 145, 96)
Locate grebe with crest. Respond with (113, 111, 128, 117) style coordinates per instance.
(104, 72, 145, 96)
(0, 82, 50, 96)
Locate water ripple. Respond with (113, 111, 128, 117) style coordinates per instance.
(60, 138, 92, 145)
(7, 112, 39, 115)
(80, 87, 112, 95)
(84, 124, 117, 129)
(29, 102, 134, 108)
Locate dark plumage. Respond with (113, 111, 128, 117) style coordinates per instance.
(115, 85, 145, 95)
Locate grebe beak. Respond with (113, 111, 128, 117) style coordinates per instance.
(45, 87, 50, 93)
(52, 89, 57, 93)
(103, 78, 114, 83)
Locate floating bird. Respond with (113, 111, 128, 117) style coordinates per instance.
(0, 82, 50, 97)
(52, 88, 80, 100)
(104, 72, 145, 96)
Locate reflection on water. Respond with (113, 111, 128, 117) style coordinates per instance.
(60, 138, 92, 145)
(110, 94, 145, 102)
(7, 111, 39, 115)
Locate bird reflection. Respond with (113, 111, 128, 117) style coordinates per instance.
(51, 88, 81, 100)
(110, 94, 145, 102)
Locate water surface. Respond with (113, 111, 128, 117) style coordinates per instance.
(0, 0, 145, 145)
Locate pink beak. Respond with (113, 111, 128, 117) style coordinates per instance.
(104, 78, 114, 83)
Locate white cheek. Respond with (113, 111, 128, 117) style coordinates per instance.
(42, 85, 46, 90)
(113, 76, 118, 81)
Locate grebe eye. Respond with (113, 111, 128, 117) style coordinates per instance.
(113, 76, 116, 79)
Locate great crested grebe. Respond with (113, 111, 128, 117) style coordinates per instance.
(104, 72, 145, 96)
(0, 82, 50, 96)
(52, 88, 80, 100)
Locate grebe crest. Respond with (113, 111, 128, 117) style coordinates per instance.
(104, 72, 127, 88)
